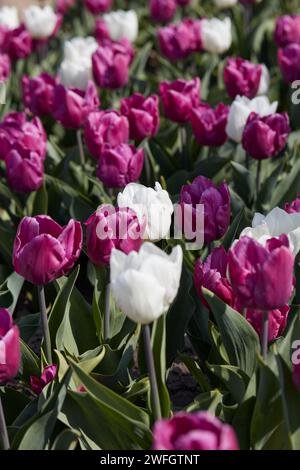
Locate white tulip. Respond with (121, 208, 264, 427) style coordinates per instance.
(214, 0, 238, 9)
(257, 64, 270, 96)
(58, 37, 98, 90)
(117, 182, 174, 241)
(238, 207, 300, 256)
(23, 5, 57, 39)
(102, 10, 138, 43)
(0, 6, 19, 30)
(226, 95, 278, 143)
(201, 17, 232, 54)
(110, 243, 183, 324)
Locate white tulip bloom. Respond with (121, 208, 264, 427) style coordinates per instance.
(117, 182, 174, 241)
(226, 95, 278, 143)
(214, 0, 238, 9)
(0, 6, 19, 30)
(110, 243, 183, 324)
(239, 207, 300, 256)
(201, 17, 232, 54)
(58, 37, 98, 90)
(102, 10, 138, 43)
(23, 5, 57, 39)
(257, 64, 270, 96)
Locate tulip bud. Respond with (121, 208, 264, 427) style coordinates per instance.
(101, 10, 138, 43)
(153, 412, 239, 450)
(278, 43, 300, 84)
(190, 103, 229, 147)
(242, 112, 290, 160)
(158, 21, 197, 61)
(97, 143, 144, 188)
(120, 93, 160, 141)
(84, 0, 112, 15)
(5, 150, 44, 193)
(0, 6, 19, 30)
(3, 25, 32, 60)
(92, 41, 131, 89)
(224, 57, 269, 99)
(30, 365, 57, 395)
(23, 5, 58, 39)
(56, 0, 76, 15)
(22, 73, 57, 116)
(150, 0, 177, 23)
(201, 17, 232, 54)
(13, 216, 83, 285)
(245, 306, 289, 342)
(86, 205, 145, 266)
(275, 15, 300, 47)
(84, 110, 129, 159)
(0, 308, 20, 383)
(159, 78, 201, 123)
(110, 243, 183, 324)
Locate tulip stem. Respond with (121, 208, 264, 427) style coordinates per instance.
(261, 311, 269, 361)
(37, 285, 52, 364)
(142, 325, 162, 422)
(76, 129, 85, 169)
(256, 160, 262, 198)
(0, 394, 10, 450)
(104, 282, 111, 342)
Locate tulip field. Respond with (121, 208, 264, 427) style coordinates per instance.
(2, 0, 300, 454)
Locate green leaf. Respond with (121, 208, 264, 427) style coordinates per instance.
(20, 339, 40, 382)
(51, 429, 80, 450)
(28, 183, 48, 216)
(179, 354, 210, 393)
(222, 207, 245, 250)
(206, 363, 247, 404)
(231, 161, 255, 207)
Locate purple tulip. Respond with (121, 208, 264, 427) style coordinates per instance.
(120, 93, 160, 141)
(275, 15, 300, 47)
(5, 150, 44, 193)
(150, 0, 177, 23)
(0, 309, 20, 383)
(223, 57, 262, 99)
(242, 112, 290, 160)
(3, 25, 32, 60)
(22, 72, 57, 117)
(278, 43, 300, 84)
(13, 216, 83, 285)
(194, 247, 235, 308)
(84, 110, 129, 159)
(228, 235, 294, 310)
(190, 103, 229, 147)
(158, 20, 202, 61)
(56, 0, 76, 15)
(52, 81, 100, 129)
(92, 41, 132, 89)
(285, 196, 300, 214)
(245, 305, 289, 342)
(84, 0, 112, 14)
(86, 205, 145, 266)
(30, 364, 57, 395)
(153, 412, 239, 450)
(97, 143, 144, 188)
(180, 175, 230, 245)
(0, 53, 10, 82)
(159, 78, 201, 123)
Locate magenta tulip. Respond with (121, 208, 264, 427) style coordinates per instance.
(30, 364, 57, 395)
(159, 78, 201, 123)
(153, 412, 239, 450)
(223, 57, 263, 99)
(52, 81, 100, 129)
(285, 197, 300, 214)
(13, 216, 83, 285)
(242, 112, 290, 160)
(5, 150, 44, 193)
(150, 0, 177, 23)
(177, 0, 191, 5)
(158, 20, 200, 61)
(228, 235, 294, 310)
(84, 0, 112, 14)
(22, 72, 57, 117)
(180, 176, 230, 245)
(245, 306, 289, 342)
(92, 41, 131, 89)
(278, 43, 300, 83)
(3, 25, 32, 60)
(84, 110, 129, 159)
(0, 53, 10, 82)
(120, 93, 160, 141)
(97, 143, 144, 188)
(56, 0, 76, 14)
(86, 205, 145, 266)
(275, 15, 300, 47)
(190, 103, 229, 147)
(0, 309, 20, 383)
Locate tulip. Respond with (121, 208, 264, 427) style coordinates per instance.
(159, 78, 201, 123)
(242, 112, 290, 160)
(0, 53, 10, 82)
(226, 95, 278, 143)
(278, 44, 300, 84)
(94, 18, 111, 42)
(150, 0, 177, 23)
(84, 110, 129, 159)
(30, 365, 57, 395)
(153, 412, 239, 450)
(13, 215, 83, 286)
(285, 197, 300, 214)
(117, 182, 174, 241)
(224, 58, 269, 99)
(239, 207, 300, 256)
(275, 15, 300, 47)
(214, 0, 238, 8)
(0, 6, 19, 30)
(228, 235, 294, 311)
(5, 150, 44, 193)
(180, 176, 230, 245)
(245, 306, 289, 342)
(201, 17, 232, 54)
(22, 72, 57, 116)
(23, 5, 58, 39)
(176, 0, 191, 5)
(3, 25, 32, 60)
(101, 10, 138, 43)
(92, 41, 131, 89)
(56, 0, 76, 15)
(86, 205, 145, 266)
(158, 21, 197, 61)
(59, 36, 98, 91)
(97, 143, 144, 188)
(190, 103, 229, 147)
(53, 81, 100, 129)
(0, 308, 20, 384)
(84, 0, 112, 15)
(293, 363, 300, 391)
(120, 93, 160, 141)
